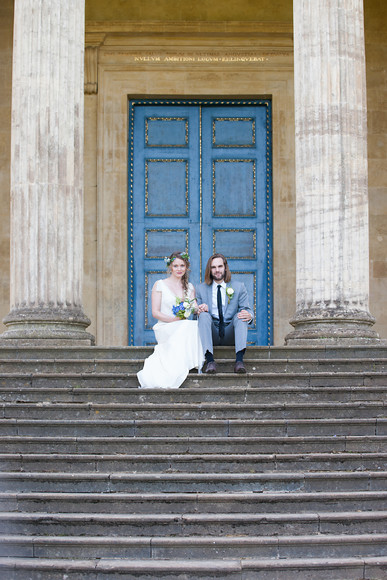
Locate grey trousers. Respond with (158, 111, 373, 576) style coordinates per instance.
(198, 312, 248, 355)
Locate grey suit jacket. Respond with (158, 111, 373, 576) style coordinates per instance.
(196, 280, 254, 325)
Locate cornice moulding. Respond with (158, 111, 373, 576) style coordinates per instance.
(85, 20, 293, 38)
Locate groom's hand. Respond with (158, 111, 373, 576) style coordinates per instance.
(197, 303, 209, 314)
(238, 309, 252, 322)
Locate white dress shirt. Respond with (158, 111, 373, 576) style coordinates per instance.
(212, 280, 226, 318)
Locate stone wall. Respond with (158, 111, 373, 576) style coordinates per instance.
(365, 5, 387, 339)
(82, 22, 296, 345)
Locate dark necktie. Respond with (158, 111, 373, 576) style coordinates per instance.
(217, 284, 225, 339)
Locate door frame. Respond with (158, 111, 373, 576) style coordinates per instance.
(128, 97, 273, 345)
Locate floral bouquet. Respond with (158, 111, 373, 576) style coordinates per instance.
(172, 297, 196, 320)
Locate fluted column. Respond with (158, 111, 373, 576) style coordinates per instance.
(2, 0, 93, 343)
(286, 0, 379, 344)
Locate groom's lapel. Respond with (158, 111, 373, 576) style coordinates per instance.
(224, 282, 231, 316)
(207, 284, 213, 314)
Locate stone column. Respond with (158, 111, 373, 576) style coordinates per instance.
(286, 0, 379, 344)
(1, 0, 94, 344)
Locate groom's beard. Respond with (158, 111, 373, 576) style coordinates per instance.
(212, 273, 225, 282)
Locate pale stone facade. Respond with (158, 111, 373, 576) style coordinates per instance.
(0, 0, 386, 346)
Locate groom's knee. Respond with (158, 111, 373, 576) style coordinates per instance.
(232, 313, 248, 328)
(232, 313, 248, 341)
(198, 311, 212, 329)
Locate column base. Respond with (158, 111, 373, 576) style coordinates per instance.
(285, 308, 381, 346)
(1, 307, 95, 346)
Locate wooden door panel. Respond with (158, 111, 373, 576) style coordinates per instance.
(129, 100, 272, 345)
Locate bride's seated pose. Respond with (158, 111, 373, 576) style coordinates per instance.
(137, 251, 204, 389)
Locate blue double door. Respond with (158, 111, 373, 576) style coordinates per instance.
(129, 100, 272, 345)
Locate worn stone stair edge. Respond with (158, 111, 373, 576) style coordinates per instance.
(2, 357, 387, 368)
(1, 509, 387, 523)
(2, 451, 386, 461)
(2, 385, 387, 393)
(3, 400, 386, 409)
(2, 490, 387, 503)
(1, 556, 387, 572)
(3, 356, 387, 361)
(2, 434, 386, 440)
(2, 370, 387, 378)
(2, 417, 385, 424)
(2, 533, 387, 546)
(0, 344, 385, 354)
(2, 470, 387, 481)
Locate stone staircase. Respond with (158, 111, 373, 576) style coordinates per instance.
(0, 345, 386, 579)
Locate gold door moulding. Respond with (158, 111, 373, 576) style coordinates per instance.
(212, 118, 256, 148)
(145, 159, 189, 217)
(212, 159, 256, 217)
(145, 229, 189, 259)
(145, 117, 189, 148)
(213, 229, 257, 260)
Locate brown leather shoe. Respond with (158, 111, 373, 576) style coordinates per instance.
(234, 361, 246, 374)
(204, 361, 217, 374)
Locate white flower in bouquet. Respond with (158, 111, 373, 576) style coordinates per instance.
(172, 297, 195, 320)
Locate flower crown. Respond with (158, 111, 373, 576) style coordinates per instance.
(164, 252, 190, 267)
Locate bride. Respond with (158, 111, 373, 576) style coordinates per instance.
(137, 251, 204, 389)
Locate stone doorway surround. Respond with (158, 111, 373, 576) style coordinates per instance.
(85, 21, 295, 346)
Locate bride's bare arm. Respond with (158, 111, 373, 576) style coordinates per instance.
(151, 286, 178, 323)
(189, 286, 200, 313)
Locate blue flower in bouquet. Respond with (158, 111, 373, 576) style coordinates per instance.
(172, 297, 195, 320)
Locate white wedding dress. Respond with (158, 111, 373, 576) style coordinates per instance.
(137, 279, 204, 389)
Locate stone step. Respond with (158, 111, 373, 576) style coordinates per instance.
(0, 344, 386, 360)
(1, 357, 387, 374)
(1, 370, 386, 390)
(1, 452, 386, 473)
(2, 510, 387, 537)
(1, 533, 387, 560)
(1, 435, 385, 454)
(1, 417, 386, 437)
(1, 471, 386, 494)
(1, 400, 385, 421)
(1, 385, 387, 404)
(1, 556, 387, 580)
(2, 490, 386, 515)
(1, 347, 385, 578)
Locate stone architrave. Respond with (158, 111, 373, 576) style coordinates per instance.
(2, 0, 93, 344)
(286, 0, 379, 344)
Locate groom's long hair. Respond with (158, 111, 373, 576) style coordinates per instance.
(204, 253, 232, 285)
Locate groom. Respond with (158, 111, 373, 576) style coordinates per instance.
(196, 253, 254, 374)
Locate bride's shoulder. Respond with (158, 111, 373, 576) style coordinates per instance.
(152, 278, 167, 291)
